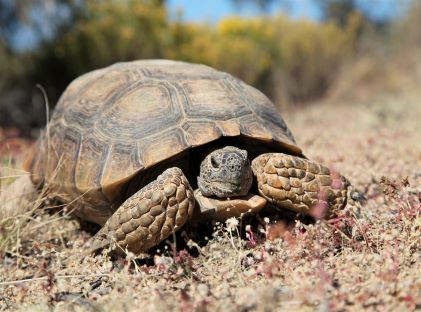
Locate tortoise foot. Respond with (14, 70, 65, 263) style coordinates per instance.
(89, 167, 195, 255)
(251, 153, 349, 219)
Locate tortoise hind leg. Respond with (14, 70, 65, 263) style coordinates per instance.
(251, 153, 349, 219)
(88, 167, 195, 255)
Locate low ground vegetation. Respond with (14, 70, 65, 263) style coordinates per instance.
(0, 88, 419, 311)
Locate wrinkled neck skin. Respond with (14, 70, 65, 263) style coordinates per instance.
(197, 146, 253, 198)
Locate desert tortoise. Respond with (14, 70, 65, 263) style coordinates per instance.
(23, 60, 350, 255)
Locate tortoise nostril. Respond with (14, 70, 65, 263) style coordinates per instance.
(211, 156, 219, 168)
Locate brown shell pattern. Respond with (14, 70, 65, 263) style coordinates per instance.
(27, 60, 301, 203)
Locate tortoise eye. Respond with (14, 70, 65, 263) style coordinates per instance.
(210, 156, 219, 168)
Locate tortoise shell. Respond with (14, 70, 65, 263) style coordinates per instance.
(25, 60, 302, 214)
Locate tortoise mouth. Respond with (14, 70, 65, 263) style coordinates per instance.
(211, 180, 242, 187)
(203, 180, 248, 198)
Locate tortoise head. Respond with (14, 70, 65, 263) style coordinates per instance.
(198, 146, 253, 198)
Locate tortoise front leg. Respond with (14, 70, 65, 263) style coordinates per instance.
(88, 167, 195, 255)
(251, 153, 349, 219)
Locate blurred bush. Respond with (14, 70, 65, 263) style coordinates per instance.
(0, 42, 41, 132)
(168, 14, 359, 104)
(1, 0, 172, 134)
(329, 1, 421, 101)
(168, 18, 278, 97)
(1, 0, 418, 134)
(273, 15, 358, 103)
(33, 0, 171, 112)
(51, 1, 170, 76)
(48, 5, 358, 105)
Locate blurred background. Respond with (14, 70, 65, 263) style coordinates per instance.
(0, 0, 420, 138)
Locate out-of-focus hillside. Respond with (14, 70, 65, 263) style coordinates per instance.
(330, 1, 421, 102)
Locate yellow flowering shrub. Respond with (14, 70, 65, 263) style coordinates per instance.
(275, 17, 354, 101)
(168, 14, 359, 103)
(54, 0, 170, 77)
(47, 1, 361, 105)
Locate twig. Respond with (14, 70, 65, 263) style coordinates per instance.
(36, 84, 50, 175)
(0, 174, 31, 180)
(0, 273, 109, 287)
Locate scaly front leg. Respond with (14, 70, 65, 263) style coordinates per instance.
(252, 153, 349, 219)
(89, 167, 195, 255)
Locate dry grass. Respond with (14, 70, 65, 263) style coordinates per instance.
(0, 90, 420, 311)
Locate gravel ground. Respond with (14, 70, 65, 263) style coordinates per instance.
(0, 90, 420, 311)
